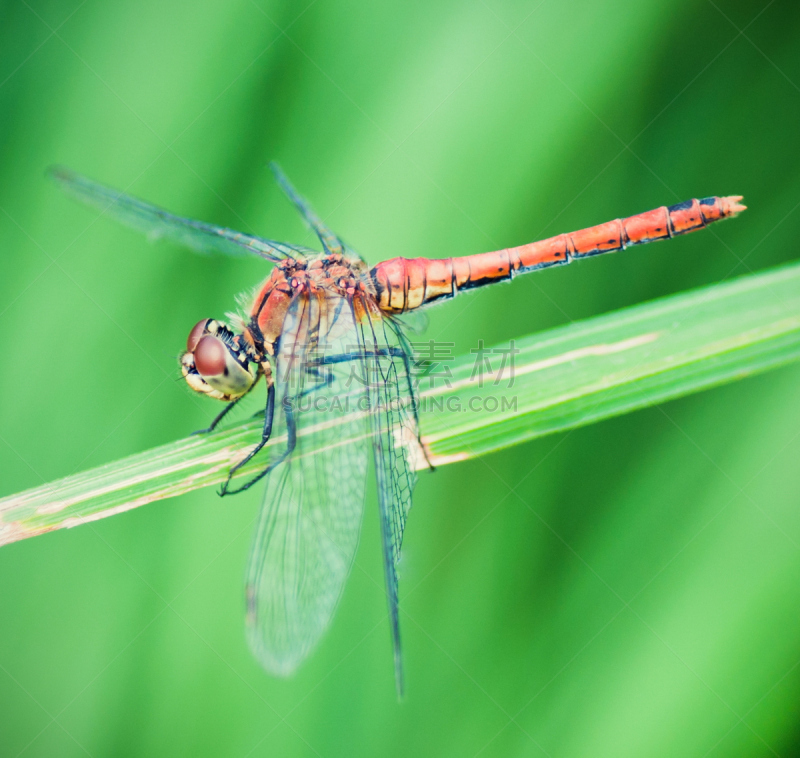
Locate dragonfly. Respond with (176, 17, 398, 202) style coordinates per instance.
(51, 165, 745, 694)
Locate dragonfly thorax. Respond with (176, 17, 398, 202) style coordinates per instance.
(248, 254, 373, 350)
(180, 318, 258, 401)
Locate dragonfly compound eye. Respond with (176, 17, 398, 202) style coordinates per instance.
(193, 335, 255, 398)
(194, 335, 227, 376)
(187, 318, 211, 352)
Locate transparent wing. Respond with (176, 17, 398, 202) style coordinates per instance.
(245, 289, 370, 674)
(270, 162, 354, 259)
(357, 296, 421, 695)
(392, 309, 429, 336)
(49, 166, 313, 263)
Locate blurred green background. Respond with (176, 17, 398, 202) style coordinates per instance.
(2, 0, 800, 755)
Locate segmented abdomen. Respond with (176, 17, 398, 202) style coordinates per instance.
(371, 195, 745, 313)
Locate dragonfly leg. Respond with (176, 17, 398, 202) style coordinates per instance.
(192, 395, 241, 435)
(299, 364, 336, 398)
(220, 346, 428, 496)
(192, 370, 261, 434)
(312, 347, 404, 365)
(220, 386, 297, 496)
(219, 381, 276, 496)
(317, 347, 436, 471)
(249, 364, 334, 420)
(316, 347, 435, 470)
(321, 345, 435, 471)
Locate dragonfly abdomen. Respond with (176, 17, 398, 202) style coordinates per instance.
(372, 195, 745, 313)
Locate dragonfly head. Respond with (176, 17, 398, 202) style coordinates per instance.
(181, 319, 257, 401)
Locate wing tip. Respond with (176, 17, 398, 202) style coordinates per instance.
(394, 646, 405, 700)
(46, 164, 75, 184)
(246, 632, 305, 678)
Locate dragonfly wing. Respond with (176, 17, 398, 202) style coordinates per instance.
(393, 308, 429, 335)
(270, 162, 348, 258)
(49, 166, 313, 263)
(245, 452, 368, 674)
(245, 290, 370, 674)
(357, 298, 420, 695)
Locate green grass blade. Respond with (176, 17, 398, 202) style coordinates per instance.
(2, 260, 800, 547)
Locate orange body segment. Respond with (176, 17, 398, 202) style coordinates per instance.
(371, 195, 746, 313)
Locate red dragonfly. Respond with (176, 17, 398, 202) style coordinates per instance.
(52, 165, 744, 693)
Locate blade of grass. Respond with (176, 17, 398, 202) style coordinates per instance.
(3, 260, 800, 547)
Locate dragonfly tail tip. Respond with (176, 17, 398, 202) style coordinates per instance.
(722, 195, 747, 216)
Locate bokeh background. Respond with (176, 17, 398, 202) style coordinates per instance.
(2, 0, 800, 755)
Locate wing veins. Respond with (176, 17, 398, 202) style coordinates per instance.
(49, 166, 312, 263)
